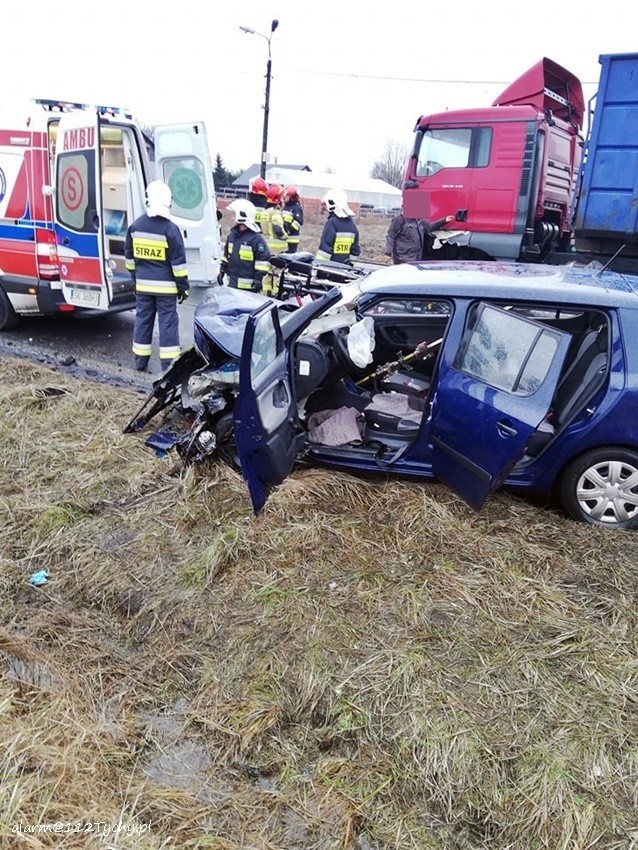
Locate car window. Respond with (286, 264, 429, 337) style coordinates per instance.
(362, 298, 451, 317)
(457, 303, 562, 395)
(250, 310, 279, 385)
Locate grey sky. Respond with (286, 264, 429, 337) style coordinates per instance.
(4, 1, 635, 178)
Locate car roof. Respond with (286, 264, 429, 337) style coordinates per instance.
(358, 261, 638, 309)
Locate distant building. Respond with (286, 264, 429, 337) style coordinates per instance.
(233, 164, 312, 190)
(231, 164, 401, 214)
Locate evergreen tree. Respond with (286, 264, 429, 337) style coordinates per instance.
(213, 153, 228, 189)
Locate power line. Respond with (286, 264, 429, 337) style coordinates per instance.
(291, 68, 599, 86)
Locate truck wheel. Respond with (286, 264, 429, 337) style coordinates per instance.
(0, 287, 19, 330)
(559, 447, 638, 528)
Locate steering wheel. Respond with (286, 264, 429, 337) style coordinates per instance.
(331, 327, 352, 370)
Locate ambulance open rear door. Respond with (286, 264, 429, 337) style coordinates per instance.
(153, 122, 221, 286)
(53, 111, 112, 311)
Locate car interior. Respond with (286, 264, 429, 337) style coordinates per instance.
(290, 298, 610, 460)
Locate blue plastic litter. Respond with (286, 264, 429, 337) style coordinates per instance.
(29, 570, 50, 586)
(144, 428, 180, 458)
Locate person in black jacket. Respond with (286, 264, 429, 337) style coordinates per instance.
(125, 181, 189, 372)
(385, 209, 455, 264)
(217, 199, 271, 292)
(282, 185, 304, 253)
(315, 188, 361, 265)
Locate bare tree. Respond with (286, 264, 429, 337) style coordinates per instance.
(370, 140, 410, 189)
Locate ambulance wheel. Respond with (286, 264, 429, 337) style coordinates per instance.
(0, 288, 19, 330)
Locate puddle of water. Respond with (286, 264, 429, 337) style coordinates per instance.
(140, 700, 223, 803)
(145, 740, 211, 792)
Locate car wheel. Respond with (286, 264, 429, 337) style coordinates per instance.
(559, 447, 638, 528)
(0, 287, 19, 330)
(215, 413, 241, 472)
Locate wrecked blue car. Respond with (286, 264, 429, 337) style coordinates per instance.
(126, 261, 638, 529)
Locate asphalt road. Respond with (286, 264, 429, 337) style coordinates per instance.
(0, 285, 218, 393)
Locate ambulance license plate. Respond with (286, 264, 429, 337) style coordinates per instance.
(67, 288, 101, 308)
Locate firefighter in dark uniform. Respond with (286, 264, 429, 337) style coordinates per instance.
(248, 176, 269, 233)
(282, 185, 304, 253)
(125, 181, 189, 372)
(260, 184, 288, 295)
(217, 200, 271, 291)
(315, 188, 361, 265)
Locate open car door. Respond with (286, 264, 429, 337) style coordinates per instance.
(430, 302, 571, 510)
(153, 122, 220, 285)
(235, 289, 343, 514)
(54, 111, 111, 310)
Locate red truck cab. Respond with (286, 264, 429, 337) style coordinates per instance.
(402, 58, 585, 262)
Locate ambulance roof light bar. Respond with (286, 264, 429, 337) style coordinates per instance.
(35, 99, 133, 119)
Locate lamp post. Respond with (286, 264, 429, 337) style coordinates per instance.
(240, 19, 279, 180)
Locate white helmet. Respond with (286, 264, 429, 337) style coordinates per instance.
(228, 199, 260, 232)
(146, 180, 172, 218)
(322, 188, 354, 218)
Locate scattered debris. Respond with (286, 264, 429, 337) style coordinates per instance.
(28, 570, 50, 586)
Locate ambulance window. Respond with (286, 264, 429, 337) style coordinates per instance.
(56, 150, 98, 233)
(48, 122, 59, 157)
(160, 158, 206, 222)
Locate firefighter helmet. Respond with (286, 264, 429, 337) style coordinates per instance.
(321, 188, 354, 218)
(266, 184, 284, 205)
(145, 180, 172, 218)
(228, 199, 260, 232)
(249, 176, 268, 196)
(284, 185, 299, 202)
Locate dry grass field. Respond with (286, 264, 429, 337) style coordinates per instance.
(1, 216, 638, 850)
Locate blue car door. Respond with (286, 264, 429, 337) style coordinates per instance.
(430, 302, 571, 510)
(234, 289, 343, 514)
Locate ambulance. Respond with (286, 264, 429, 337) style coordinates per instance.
(0, 99, 221, 330)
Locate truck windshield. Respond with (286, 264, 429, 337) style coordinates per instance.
(416, 127, 491, 176)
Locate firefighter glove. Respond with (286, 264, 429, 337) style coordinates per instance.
(216, 270, 226, 286)
(177, 289, 189, 304)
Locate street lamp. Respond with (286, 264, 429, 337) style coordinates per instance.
(239, 19, 279, 180)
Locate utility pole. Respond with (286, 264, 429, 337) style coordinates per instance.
(240, 19, 279, 180)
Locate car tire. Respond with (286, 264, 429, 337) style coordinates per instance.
(559, 447, 638, 528)
(215, 413, 241, 472)
(0, 286, 19, 330)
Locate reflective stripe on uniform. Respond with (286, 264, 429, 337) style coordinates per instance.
(334, 233, 355, 254)
(237, 278, 255, 290)
(159, 344, 181, 361)
(255, 259, 271, 274)
(315, 249, 331, 261)
(239, 245, 254, 261)
(267, 238, 288, 252)
(132, 342, 153, 357)
(136, 278, 178, 294)
(132, 232, 168, 261)
(171, 263, 188, 277)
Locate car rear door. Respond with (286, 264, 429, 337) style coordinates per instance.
(153, 122, 221, 285)
(234, 289, 343, 514)
(430, 302, 571, 510)
(54, 111, 111, 310)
